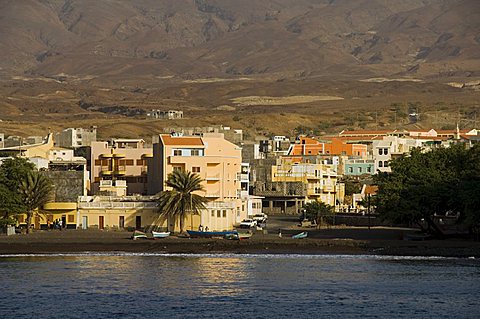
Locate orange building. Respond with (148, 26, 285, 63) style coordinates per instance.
(289, 137, 367, 158)
(148, 133, 246, 231)
(90, 139, 152, 195)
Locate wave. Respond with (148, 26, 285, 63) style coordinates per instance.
(0, 252, 469, 260)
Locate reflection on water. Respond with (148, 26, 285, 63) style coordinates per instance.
(0, 254, 479, 319)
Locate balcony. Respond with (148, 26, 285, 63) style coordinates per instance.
(101, 170, 113, 176)
(206, 173, 220, 181)
(323, 185, 335, 192)
(205, 192, 220, 198)
(99, 153, 113, 158)
(206, 201, 237, 209)
(237, 173, 249, 182)
(113, 170, 126, 176)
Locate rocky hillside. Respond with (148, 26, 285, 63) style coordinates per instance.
(1, 0, 479, 80)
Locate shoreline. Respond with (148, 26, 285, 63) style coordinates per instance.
(1, 229, 479, 258)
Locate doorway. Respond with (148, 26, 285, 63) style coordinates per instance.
(119, 216, 125, 229)
(82, 216, 88, 230)
(99, 216, 104, 230)
(135, 216, 141, 230)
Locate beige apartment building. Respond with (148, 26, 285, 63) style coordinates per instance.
(271, 157, 343, 208)
(90, 139, 153, 195)
(148, 133, 246, 231)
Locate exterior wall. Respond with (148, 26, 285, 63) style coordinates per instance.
(17, 203, 78, 230)
(0, 133, 4, 148)
(290, 137, 367, 158)
(90, 141, 152, 195)
(55, 127, 97, 148)
(271, 161, 338, 207)
(147, 110, 183, 119)
(344, 159, 375, 176)
(149, 133, 245, 231)
(42, 171, 86, 201)
(24, 133, 54, 158)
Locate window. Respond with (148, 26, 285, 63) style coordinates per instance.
(137, 159, 145, 166)
(222, 210, 227, 218)
(379, 161, 383, 167)
(211, 211, 215, 217)
(384, 148, 389, 155)
(348, 167, 353, 173)
(192, 167, 200, 173)
(379, 148, 383, 155)
(191, 149, 200, 156)
(358, 167, 363, 173)
(126, 159, 134, 166)
(384, 161, 389, 167)
(173, 150, 182, 156)
(95, 159, 101, 166)
(68, 215, 74, 223)
(217, 210, 221, 218)
(367, 167, 372, 173)
(173, 166, 183, 172)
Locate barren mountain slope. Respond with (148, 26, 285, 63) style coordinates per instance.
(1, 0, 479, 79)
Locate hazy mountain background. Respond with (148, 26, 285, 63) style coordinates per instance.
(0, 0, 479, 138)
(1, 0, 479, 79)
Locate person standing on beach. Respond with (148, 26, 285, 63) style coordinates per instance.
(58, 219, 63, 230)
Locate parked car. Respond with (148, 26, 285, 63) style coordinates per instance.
(240, 219, 257, 228)
(252, 213, 268, 223)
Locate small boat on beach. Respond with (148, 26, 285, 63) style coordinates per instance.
(132, 230, 148, 240)
(152, 231, 170, 239)
(187, 230, 237, 238)
(225, 232, 252, 240)
(292, 231, 308, 239)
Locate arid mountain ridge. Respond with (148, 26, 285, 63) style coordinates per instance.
(1, 0, 479, 79)
(0, 0, 479, 139)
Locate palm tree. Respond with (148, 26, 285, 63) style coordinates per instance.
(18, 171, 54, 234)
(157, 170, 207, 233)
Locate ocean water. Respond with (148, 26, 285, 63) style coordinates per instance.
(0, 253, 479, 319)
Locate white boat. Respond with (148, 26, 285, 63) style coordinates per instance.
(152, 231, 170, 239)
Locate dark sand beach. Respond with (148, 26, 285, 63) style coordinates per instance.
(1, 228, 479, 257)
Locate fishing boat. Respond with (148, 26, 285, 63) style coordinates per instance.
(152, 231, 170, 239)
(132, 230, 148, 240)
(292, 231, 308, 239)
(187, 230, 237, 238)
(225, 232, 252, 240)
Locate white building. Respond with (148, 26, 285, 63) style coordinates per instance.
(55, 127, 97, 148)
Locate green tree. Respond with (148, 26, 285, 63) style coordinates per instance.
(157, 170, 207, 233)
(18, 171, 54, 234)
(302, 201, 334, 227)
(0, 158, 36, 223)
(374, 144, 480, 237)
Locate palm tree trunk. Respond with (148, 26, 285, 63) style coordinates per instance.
(180, 213, 185, 234)
(26, 211, 32, 234)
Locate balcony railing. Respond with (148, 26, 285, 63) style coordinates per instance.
(205, 192, 220, 198)
(78, 201, 158, 209)
(206, 201, 237, 209)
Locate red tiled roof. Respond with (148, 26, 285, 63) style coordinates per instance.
(160, 135, 204, 146)
(364, 185, 378, 195)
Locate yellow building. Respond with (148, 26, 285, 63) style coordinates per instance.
(271, 157, 343, 208)
(17, 202, 78, 230)
(149, 133, 245, 231)
(77, 195, 163, 230)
